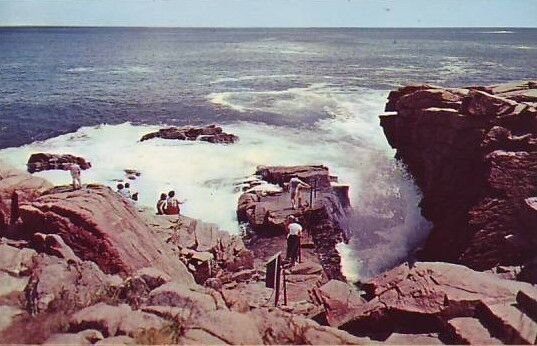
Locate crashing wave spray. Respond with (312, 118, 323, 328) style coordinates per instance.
(339, 151, 432, 281)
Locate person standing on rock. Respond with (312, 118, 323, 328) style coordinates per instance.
(69, 163, 81, 190)
(289, 176, 310, 210)
(286, 216, 302, 265)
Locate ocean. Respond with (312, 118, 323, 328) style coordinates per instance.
(1, 27, 536, 280)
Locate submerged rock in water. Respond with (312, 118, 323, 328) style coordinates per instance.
(26, 153, 92, 173)
(140, 124, 239, 144)
(380, 80, 537, 275)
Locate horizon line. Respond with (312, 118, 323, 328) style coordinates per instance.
(1, 25, 537, 29)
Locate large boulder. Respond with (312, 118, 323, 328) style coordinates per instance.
(18, 185, 194, 284)
(0, 161, 52, 230)
(461, 90, 519, 117)
(26, 153, 92, 173)
(69, 303, 168, 337)
(313, 280, 366, 327)
(0, 241, 37, 276)
(339, 262, 537, 343)
(249, 309, 369, 345)
(25, 254, 122, 314)
(43, 329, 104, 345)
(147, 282, 226, 313)
(166, 217, 254, 282)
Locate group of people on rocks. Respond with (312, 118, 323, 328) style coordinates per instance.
(63, 163, 186, 217)
(156, 190, 185, 215)
(116, 182, 139, 201)
(66, 162, 304, 265)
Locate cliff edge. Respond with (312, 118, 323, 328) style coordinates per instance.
(380, 81, 537, 276)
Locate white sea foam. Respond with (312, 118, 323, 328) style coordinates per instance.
(0, 121, 361, 233)
(208, 83, 349, 119)
(66, 67, 94, 73)
(209, 74, 298, 84)
(66, 66, 153, 74)
(478, 30, 515, 34)
(515, 46, 536, 50)
(0, 84, 432, 281)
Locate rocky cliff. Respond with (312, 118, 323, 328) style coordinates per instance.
(0, 162, 367, 344)
(380, 81, 537, 275)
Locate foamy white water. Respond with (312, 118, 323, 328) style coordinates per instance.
(0, 85, 431, 281)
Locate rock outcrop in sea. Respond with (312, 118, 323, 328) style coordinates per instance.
(380, 81, 537, 279)
(140, 124, 239, 144)
(26, 153, 92, 173)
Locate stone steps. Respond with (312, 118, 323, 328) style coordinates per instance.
(478, 300, 537, 344)
(446, 317, 502, 345)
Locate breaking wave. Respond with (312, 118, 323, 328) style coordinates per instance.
(0, 85, 431, 281)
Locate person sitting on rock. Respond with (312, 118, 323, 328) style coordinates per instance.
(165, 190, 184, 215)
(69, 163, 82, 190)
(117, 183, 129, 199)
(123, 182, 132, 199)
(289, 175, 310, 209)
(156, 193, 167, 215)
(286, 215, 302, 265)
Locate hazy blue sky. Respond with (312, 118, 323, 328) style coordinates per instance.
(1, 0, 536, 28)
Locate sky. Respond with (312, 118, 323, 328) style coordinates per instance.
(0, 0, 536, 28)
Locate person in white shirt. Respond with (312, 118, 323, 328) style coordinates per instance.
(286, 216, 303, 265)
(123, 183, 132, 198)
(69, 163, 81, 190)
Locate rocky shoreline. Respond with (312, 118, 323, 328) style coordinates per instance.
(1, 82, 537, 344)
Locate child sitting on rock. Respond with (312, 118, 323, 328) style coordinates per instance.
(165, 190, 185, 215)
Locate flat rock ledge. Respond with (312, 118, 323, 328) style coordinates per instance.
(140, 124, 239, 144)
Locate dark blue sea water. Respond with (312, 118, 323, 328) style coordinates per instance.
(1, 27, 536, 279)
(1, 27, 536, 148)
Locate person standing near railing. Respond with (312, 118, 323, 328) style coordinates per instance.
(289, 175, 310, 210)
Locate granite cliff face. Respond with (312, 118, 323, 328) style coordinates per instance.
(380, 81, 537, 274)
